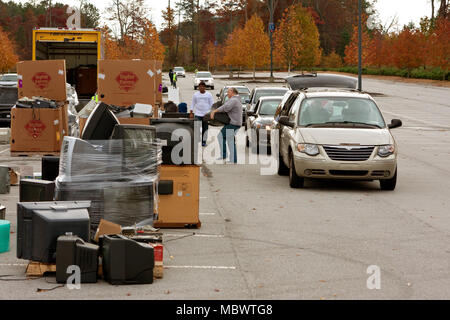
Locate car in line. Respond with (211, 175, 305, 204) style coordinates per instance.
(194, 71, 214, 90)
(0, 74, 18, 87)
(216, 85, 251, 105)
(274, 73, 402, 190)
(174, 67, 186, 78)
(246, 96, 283, 151)
(245, 86, 288, 129)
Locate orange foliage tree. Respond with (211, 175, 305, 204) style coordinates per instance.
(222, 27, 247, 76)
(321, 50, 343, 68)
(240, 14, 270, 79)
(391, 26, 426, 77)
(202, 41, 223, 71)
(344, 23, 375, 67)
(273, 8, 302, 73)
(103, 20, 165, 62)
(428, 17, 450, 79)
(0, 26, 18, 72)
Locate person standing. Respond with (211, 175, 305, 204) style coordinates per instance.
(210, 87, 242, 163)
(172, 72, 177, 89)
(168, 69, 174, 87)
(190, 81, 213, 147)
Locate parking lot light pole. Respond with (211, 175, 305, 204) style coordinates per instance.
(269, 0, 274, 83)
(358, 0, 363, 91)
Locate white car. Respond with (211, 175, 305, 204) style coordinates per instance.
(174, 67, 186, 78)
(194, 71, 214, 90)
(0, 74, 18, 87)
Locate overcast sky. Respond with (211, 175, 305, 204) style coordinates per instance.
(13, 0, 432, 31)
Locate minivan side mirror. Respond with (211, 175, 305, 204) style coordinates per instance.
(216, 93, 220, 97)
(279, 116, 294, 127)
(245, 99, 250, 104)
(388, 119, 402, 129)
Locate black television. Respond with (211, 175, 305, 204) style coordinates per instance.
(81, 103, 119, 140)
(42, 156, 60, 181)
(19, 179, 55, 202)
(150, 118, 198, 165)
(16, 201, 91, 263)
(101, 234, 154, 285)
(56, 234, 99, 284)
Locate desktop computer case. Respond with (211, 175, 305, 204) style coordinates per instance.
(154, 165, 200, 227)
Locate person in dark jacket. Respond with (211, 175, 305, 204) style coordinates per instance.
(168, 69, 174, 87)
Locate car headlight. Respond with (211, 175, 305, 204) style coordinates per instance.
(298, 143, 320, 156)
(378, 145, 395, 157)
(265, 125, 271, 131)
(254, 122, 262, 129)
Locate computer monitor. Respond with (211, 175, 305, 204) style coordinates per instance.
(56, 234, 99, 284)
(16, 201, 91, 263)
(101, 234, 154, 285)
(81, 103, 119, 140)
(150, 118, 198, 165)
(19, 179, 55, 202)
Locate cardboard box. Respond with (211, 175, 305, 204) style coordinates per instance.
(9, 168, 19, 186)
(10, 105, 68, 153)
(94, 219, 122, 243)
(98, 60, 156, 107)
(17, 60, 67, 101)
(154, 61, 163, 104)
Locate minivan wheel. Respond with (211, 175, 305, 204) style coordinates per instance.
(380, 167, 397, 191)
(277, 153, 289, 176)
(289, 153, 304, 188)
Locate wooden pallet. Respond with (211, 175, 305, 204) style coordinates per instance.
(153, 221, 201, 229)
(26, 261, 56, 277)
(11, 151, 60, 157)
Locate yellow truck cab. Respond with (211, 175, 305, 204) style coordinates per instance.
(32, 27, 103, 99)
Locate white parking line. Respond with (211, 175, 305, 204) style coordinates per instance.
(0, 263, 28, 267)
(0, 147, 10, 154)
(199, 212, 216, 216)
(164, 233, 224, 238)
(164, 265, 236, 270)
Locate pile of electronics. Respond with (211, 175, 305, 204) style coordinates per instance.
(15, 102, 164, 285)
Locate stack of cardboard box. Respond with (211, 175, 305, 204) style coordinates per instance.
(10, 60, 69, 155)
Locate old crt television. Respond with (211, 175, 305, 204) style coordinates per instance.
(81, 103, 119, 140)
(42, 156, 60, 181)
(110, 124, 158, 176)
(56, 234, 99, 284)
(16, 201, 91, 263)
(57, 136, 112, 182)
(19, 179, 55, 202)
(150, 118, 197, 165)
(101, 234, 154, 285)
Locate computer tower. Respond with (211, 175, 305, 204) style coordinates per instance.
(16, 201, 91, 263)
(56, 234, 99, 284)
(101, 234, 154, 285)
(42, 156, 60, 181)
(19, 179, 55, 202)
(154, 165, 200, 228)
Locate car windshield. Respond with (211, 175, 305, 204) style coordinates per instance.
(298, 97, 386, 128)
(259, 99, 281, 115)
(254, 89, 287, 103)
(224, 92, 250, 103)
(174, 68, 184, 71)
(1, 74, 17, 82)
(196, 72, 212, 78)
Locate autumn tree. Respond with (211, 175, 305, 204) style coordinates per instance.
(391, 26, 426, 77)
(240, 14, 270, 79)
(321, 50, 343, 68)
(162, 0, 176, 64)
(0, 26, 18, 72)
(222, 27, 246, 76)
(273, 8, 302, 73)
(428, 17, 450, 79)
(344, 21, 375, 67)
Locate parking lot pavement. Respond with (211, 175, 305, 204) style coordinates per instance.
(1, 72, 450, 299)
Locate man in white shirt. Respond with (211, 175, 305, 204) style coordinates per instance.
(190, 81, 214, 146)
